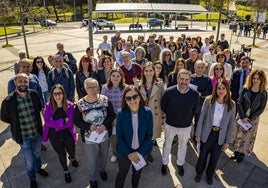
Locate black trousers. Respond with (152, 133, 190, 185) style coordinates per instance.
(195, 130, 222, 178)
(115, 155, 142, 188)
(49, 128, 76, 171)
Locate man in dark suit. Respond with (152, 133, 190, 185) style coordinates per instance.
(230, 56, 251, 104)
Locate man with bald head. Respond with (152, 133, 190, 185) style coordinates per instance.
(1, 73, 49, 188)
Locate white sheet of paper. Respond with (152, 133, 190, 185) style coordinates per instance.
(189, 83, 198, 91)
(197, 142, 201, 154)
(237, 119, 252, 131)
(131, 154, 147, 171)
(88, 130, 108, 143)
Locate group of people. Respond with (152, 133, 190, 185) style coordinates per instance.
(1, 31, 267, 188)
(236, 22, 268, 39)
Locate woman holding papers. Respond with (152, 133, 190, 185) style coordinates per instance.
(115, 85, 153, 188)
(195, 81, 236, 185)
(74, 78, 115, 188)
(135, 61, 164, 162)
(43, 84, 77, 183)
(231, 69, 267, 163)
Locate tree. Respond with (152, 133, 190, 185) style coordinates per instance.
(249, 0, 268, 46)
(0, 0, 13, 45)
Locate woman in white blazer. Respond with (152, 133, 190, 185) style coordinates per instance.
(194, 80, 236, 185)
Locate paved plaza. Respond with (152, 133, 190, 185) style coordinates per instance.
(0, 21, 268, 188)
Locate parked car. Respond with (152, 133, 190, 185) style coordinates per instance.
(94, 19, 115, 30)
(81, 19, 96, 27)
(39, 19, 57, 27)
(147, 18, 163, 29)
(129, 23, 143, 30)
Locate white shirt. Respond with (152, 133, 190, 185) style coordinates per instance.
(212, 102, 224, 127)
(131, 112, 139, 149)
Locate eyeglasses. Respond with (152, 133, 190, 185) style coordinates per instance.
(170, 45, 175, 47)
(53, 92, 63, 96)
(36, 60, 43, 64)
(165, 54, 171, 56)
(215, 68, 223, 71)
(154, 66, 162, 69)
(125, 94, 139, 102)
(86, 86, 99, 90)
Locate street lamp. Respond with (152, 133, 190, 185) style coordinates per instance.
(43, 0, 47, 27)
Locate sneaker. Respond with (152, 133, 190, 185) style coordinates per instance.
(30, 180, 37, 188)
(177, 165, 184, 176)
(161, 164, 168, 175)
(37, 169, 49, 178)
(110, 155, 117, 163)
(71, 159, 79, 168)
(64, 172, 72, 183)
(230, 151, 239, 160)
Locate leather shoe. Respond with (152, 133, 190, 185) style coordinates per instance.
(90, 180, 98, 188)
(195, 174, 202, 182)
(37, 169, 49, 178)
(64, 172, 72, 183)
(161, 164, 168, 175)
(30, 180, 37, 188)
(100, 171, 108, 181)
(71, 159, 79, 168)
(236, 153, 245, 163)
(207, 177, 213, 185)
(147, 154, 153, 162)
(230, 151, 239, 160)
(177, 165, 184, 176)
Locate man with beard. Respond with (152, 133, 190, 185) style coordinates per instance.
(1, 73, 49, 188)
(8, 58, 44, 108)
(161, 69, 199, 177)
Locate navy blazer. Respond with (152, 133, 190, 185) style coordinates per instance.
(116, 107, 153, 157)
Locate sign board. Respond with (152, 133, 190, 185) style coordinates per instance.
(253, 12, 266, 22)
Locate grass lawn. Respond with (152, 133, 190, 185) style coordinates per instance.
(193, 12, 227, 20)
(0, 27, 21, 36)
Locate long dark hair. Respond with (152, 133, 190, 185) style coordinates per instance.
(141, 61, 157, 86)
(153, 61, 166, 83)
(209, 80, 234, 112)
(106, 67, 126, 90)
(32, 56, 50, 76)
(50, 84, 68, 112)
(121, 85, 145, 111)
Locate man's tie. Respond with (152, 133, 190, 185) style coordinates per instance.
(243, 70, 247, 85)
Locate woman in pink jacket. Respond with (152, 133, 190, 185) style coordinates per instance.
(43, 84, 77, 183)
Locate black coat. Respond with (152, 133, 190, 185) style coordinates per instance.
(1, 90, 43, 144)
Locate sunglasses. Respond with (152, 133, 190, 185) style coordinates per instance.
(215, 68, 223, 71)
(170, 45, 175, 47)
(53, 92, 63, 96)
(125, 94, 139, 102)
(209, 48, 214, 51)
(36, 60, 43, 63)
(165, 54, 171, 56)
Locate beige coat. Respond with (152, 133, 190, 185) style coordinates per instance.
(136, 79, 164, 139)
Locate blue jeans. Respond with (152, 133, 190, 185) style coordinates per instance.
(43, 91, 50, 104)
(20, 134, 42, 181)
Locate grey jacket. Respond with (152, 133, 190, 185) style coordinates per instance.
(195, 98, 236, 145)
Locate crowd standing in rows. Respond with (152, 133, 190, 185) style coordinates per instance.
(1, 30, 267, 188)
